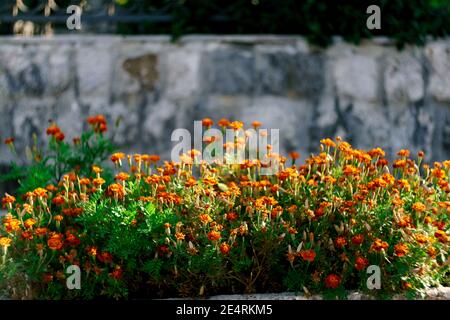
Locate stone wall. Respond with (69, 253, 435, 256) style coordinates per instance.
(1, 35, 450, 167)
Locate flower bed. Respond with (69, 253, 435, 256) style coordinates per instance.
(0, 117, 449, 300)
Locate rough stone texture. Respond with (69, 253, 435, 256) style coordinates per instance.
(0, 35, 450, 184)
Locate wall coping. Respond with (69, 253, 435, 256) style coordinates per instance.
(0, 34, 444, 46)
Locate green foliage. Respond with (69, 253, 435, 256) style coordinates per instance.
(1, 124, 115, 197)
(113, 0, 450, 48)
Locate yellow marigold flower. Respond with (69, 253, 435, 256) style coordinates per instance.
(92, 165, 103, 174)
(0, 237, 12, 247)
(320, 138, 336, 148)
(229, 121, 244, 131)
(33, 188, 48, 198)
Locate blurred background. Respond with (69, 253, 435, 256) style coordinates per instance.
(1, 0, 450, 194)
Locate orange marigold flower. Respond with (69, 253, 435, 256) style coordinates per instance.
(46, 123, 61, 136)
(325, 274, 341, 289)
(202, 118, 214, 127)
(207, 230, 221, 241)
(33, 188, 48, 198)
(42, 273, 54, 283)
(35, 227, 47, 237)
(335, 236, 347, 248)
(175, 232, 185, 241)
(199, 214, 213, 224)
(368, 147, 385, 158)
(371, 238, 389, 252)
(53, 215, 64, 222)
(3, 217, 21, 232)
(98, 252, 113, 264)
(289, 151, 300, 160)
(24, 218, 36, 229)
(220, 242, 231, 255)
(427, 246, 437, 258)
(320, 138, 336, 148)
(217, 118, 230, 127)
(299, 249, 316, 262)
(226, 212, 238, 221)
(109, 265, 123, 280)
(355, 257, 369, 271)
(52, 196, 65, 206)
(397, 149, 410, 157)
(251, 121, 262, 128)
(4, 137, 14, 145)
(20, 230, 33, 240)
(415, 234, 429, 244)
(93, 177, 106, 187)
(1, 194, 16, 207)
(351, 234, 364, 246)
(47, 233, 64, 250)
(394, 243, 409, 257)
(111, 152, 126, 163)
(412, 202, 426, 213)
(115, 172, 130, 181)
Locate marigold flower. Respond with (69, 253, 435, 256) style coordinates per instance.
(351, 234, 364, 246)
(289, 151, 300, 160)
(320, 138, 336, 148)
(0, 237, 12, 247)
(4, 137, 14, 145)
(115, 172, 130, 181)
(52, 196, 65, 206)
(24, 218, 36, 229)
(371, 238, 389, 252)
(175, 232, 185, 241)
(202, 118, 214, 127)
(226, 212, 238, 221)
(325, 274, 341, 289)
(207, 230, 221, 241)
(21, 230, 33, 240)
(3, 217, 21, 232)
(35, 227, 48, 237)
(251, 121, 262, 128)
(229, 121, 244, 131)
(199, 214, 213, 224)
(47, 233, 64, 250)
(434, 230, 448, 243)
(98, 252, 113, 264)
(33, 188, 48, 198)
(335, 236, 347, 248)
(397, 149, 410, 157)
(299, 249, 316, 262)
(355, 257, 369, 271)
(219, 242, 231, 255)
(53, 215, 64, 222)
(1, 194, 16, 208)
(394, 243, 409, 257)
(110, 266, 123, 280)
(412, 202, 426, 213)
(217, 118, 230, 127)
(93, 178, 106, 187)
(111, 152, 126, 164)
(42, 273, 54, 283)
